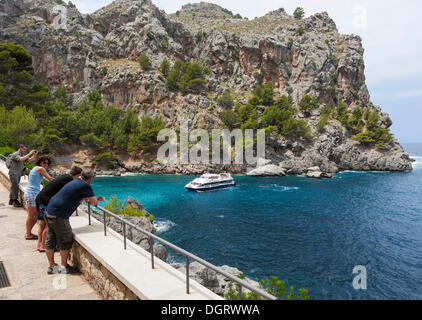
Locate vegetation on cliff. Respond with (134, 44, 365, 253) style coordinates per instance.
(164, 59, 210, 94)
(0, 43, 165, 155)
(0, 42, 393, 158)
(225, 275, 309, 300)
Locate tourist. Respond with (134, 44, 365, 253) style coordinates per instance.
(24, 156, 54, 242)
(35, 166, 83, 252)
(7, 145, 38, 207)
(44, 168, 105, 274)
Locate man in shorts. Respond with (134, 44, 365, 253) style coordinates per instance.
(44, 169, 104, 274)
(35, 166, 82, 251)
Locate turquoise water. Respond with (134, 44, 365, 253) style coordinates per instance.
(92, 143, 422, 300)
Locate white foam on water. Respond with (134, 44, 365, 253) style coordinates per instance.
(411, 155, 422, 169)
(154, 219, 176, 234)
(258, 184, 299, 191)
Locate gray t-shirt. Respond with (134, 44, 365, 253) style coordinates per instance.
(8, 151, 25, 176)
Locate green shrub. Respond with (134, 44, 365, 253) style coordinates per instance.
(165, 60, 209, 94)
(146, 32, 155, 40)
(366, 111, 380, 131)
(352, 127, 392, 147)
(293, 7, 305, 19)
(93, 152, 111, 164)
(221, 109, 239, 129)
(262, 82, 274, 106)
(224, 275, 309, 300)
(317, 115, 329, 133)
(299, 95, 318, 115)
(336, 102, 351, 130)
(104, 196, 154, 221)
(0, 146, 15, 156)
(297, 26, 305, 35)
(196, 31, 203, 44)
(160, 58, 170, 76)
(217, 90, 234, 109)
(139, 54, 151, 70)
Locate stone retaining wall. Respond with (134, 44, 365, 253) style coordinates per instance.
(70, 242, 140, 300)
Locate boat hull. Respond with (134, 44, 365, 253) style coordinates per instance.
(185, 181, 236, 191)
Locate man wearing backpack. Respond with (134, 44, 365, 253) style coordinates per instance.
(7, 144, 38, 207)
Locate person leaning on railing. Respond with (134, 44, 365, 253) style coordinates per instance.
(44, 168, 105, 275)
(35, 166, 83, 252)
(8, 144, 38, 207)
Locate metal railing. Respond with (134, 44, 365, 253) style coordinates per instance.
(76, 202, 277, 300)
(0, 153, 275, 300)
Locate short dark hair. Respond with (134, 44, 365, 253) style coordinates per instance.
(36, 156, 52, 166)
(19, 144, 27, 149)
(69, 166, 82, 176)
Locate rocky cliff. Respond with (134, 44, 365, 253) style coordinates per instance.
(0, 0, 414, 174)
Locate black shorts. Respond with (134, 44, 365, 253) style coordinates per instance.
(45, 213, 74, 251)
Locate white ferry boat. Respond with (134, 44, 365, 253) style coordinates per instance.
(185, 173, 236, 191)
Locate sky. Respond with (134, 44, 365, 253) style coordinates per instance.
(66, 0, 422, 143)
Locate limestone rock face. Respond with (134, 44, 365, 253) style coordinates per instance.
(0, 0, 414, 174)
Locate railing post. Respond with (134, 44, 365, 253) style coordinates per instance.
(186, 257, 190, 294)
(123, 222, 126, 250)
(103, 210, 107, 236)
(238, 284, 243, 300)
(150, 236, 154, 269)
(75, 208, 78, 216)
(88, 203, 91, 225)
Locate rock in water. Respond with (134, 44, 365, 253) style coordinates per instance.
(247, 164, 286, 176)
(306, 166, 332, 179)
(123, 197, 145, 211)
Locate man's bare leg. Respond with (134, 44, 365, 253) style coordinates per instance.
(60, 250, 70, 267)
(46, 249, 56, 267)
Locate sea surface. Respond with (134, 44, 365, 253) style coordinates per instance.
(91, 143, 422, 300)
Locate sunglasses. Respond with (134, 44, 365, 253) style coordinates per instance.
(41, 161, 50, 165)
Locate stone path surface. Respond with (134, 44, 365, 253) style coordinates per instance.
(0, 183, 101, 300)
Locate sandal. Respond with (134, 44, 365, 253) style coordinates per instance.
(25, 234, 38, 240)
(37, 248, 46, 253)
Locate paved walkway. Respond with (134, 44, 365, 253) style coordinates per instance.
(0, 183, 101, 300)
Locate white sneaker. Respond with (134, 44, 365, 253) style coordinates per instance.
(47, 264, 60, 274)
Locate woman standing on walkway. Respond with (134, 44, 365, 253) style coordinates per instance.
(24, 156, 53, 251)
